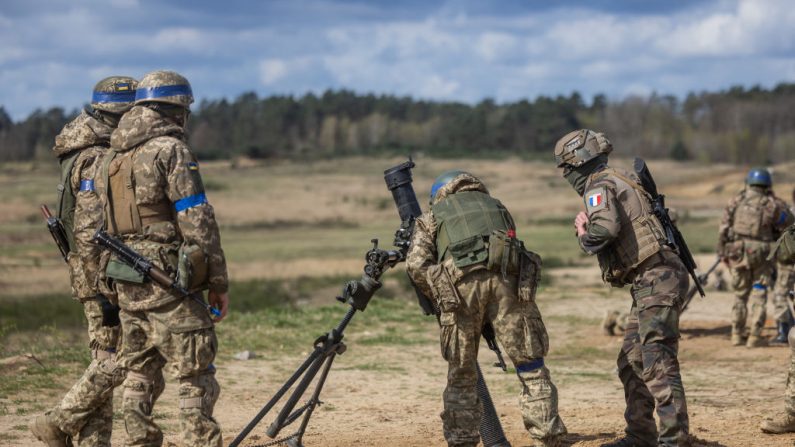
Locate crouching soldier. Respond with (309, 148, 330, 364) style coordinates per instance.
(406, 170, 567, 447)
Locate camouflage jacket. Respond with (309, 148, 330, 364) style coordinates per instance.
(405, 174, 490, 298)
(717, 187, 793, 254)
(52, 111, 112, 301)
(96, 106, 228, 310)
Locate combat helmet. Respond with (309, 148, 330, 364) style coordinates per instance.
(430, 170, 470, 200)
(554, 129, 612, 168)
(746, 167, 772, 187)
(134, 70, 194, 108)
(91, 76, 138, 114)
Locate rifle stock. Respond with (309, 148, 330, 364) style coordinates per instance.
(40, 204, 70, 261)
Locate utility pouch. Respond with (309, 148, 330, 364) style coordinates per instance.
(723, 240, 745, 267)
(176, 243, 209, 292)
(106, 258, 145, 284)
(770, 226, 795, 264)
(486, 230, 520, 276)
(427, 263, 462, 313)
(744, 240, 770, 267)
(517, 249, 542, 301)
(448, 234, 488, 268)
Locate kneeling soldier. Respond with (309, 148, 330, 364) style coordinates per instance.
(406, 171, 567, 447)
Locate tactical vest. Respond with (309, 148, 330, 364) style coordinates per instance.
(100, 149, 173, 235)
(731, 190, 778, 242)
(56, 152, 80, 252)
(590, 168, 667, 282)
(432, 191, 514, 268)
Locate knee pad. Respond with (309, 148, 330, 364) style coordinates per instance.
(123, 371, 156, 414)
(179, 370, 220, 416)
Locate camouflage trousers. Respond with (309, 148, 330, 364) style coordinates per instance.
(617, 258, 689, 447)
(785, 326, 795, 415)
(730, 261, 773, 337)
(437, 269, 566, 446)
(118, 296, 221, 447)
(48, 299, 123, 447)
(772, 263, 795, 324)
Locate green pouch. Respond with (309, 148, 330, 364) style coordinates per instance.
(486, 230, 520, 275)
(105, 258, 145, 284)
(176, 243, 209, 292)
(449, 234, 488, 268)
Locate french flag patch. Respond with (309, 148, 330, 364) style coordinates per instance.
(588, 193, 602, 207)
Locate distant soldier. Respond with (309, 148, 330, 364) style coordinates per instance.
(95, 70, 229, 446)
(717, 168, 793, 347)
(406, 171, 567, 447)
(30, 76, 163, 447)
(555, 129, 690, 447)
(769, 189, 795, 345)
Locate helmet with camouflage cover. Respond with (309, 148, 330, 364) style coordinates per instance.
(430, 169, 470, 200)
(134, 70, 194, 108)
(91, 76, 138, 114)
(554, 129, 612, 168)
(746, 167, 772, 187)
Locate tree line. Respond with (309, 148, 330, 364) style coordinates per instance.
(2, 83, 795, 164)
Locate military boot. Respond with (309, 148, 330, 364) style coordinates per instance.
(760, 413, 795, 433)
(746, 334, 768, 348)
(30, 413, 72, 447)
(599, 437, 653, 447)
(531, 435, 563, 447)
(771, 322, 790, 346)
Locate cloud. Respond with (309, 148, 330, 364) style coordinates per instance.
(0, 0, 794, 119)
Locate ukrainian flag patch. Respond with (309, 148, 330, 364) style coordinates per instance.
(187, 162, 199, 171)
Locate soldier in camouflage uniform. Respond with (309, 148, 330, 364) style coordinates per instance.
(406, 171, 567, 447)
(770, 190, 795, 346)
(717, 168, 793, 347)
(554, 129, 690, 447)
(31, 76, 166, 447)
(94, 70, 229, 447)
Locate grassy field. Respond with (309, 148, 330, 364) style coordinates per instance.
(2, 156, 794, 446)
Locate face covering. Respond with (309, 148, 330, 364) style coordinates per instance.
(562, 155, 607, 196)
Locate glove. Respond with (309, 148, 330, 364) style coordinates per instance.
(97, 294, 121, 327)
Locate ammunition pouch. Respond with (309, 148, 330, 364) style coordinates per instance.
(486, 230, 522, 276)
(105, 239, 178, 284)
(517, 248, 542, 302)
(176, 242, 209, 292)
(427, 263, 462, 313)
(448, 234, 488, 268)
(770, 226, 795, 264)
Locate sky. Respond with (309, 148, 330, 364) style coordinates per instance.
(1, 0, 794, 120)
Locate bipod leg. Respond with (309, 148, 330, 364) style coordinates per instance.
(286, 342, 346, 447)
(230, 306, 357, 447)
(476, 363, 511, 447)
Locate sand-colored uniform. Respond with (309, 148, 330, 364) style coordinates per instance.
(406, 174, 566, 447)
(95, 105, 228, 447)
(580, 166, 689, 447)
(717, 188, 793, 341)
(42, 111, 127, 446)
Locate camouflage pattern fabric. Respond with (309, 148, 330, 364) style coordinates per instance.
(772, 262, 795, 323)
(616, 253, 690, 447)
(786, 326, 795, 415)
(42, 111, 124, 445)
(118, 298, 221, 447)
(406, 175, 566, 447)
(94, 105, 228, 312)
(728, 252, 773, 339)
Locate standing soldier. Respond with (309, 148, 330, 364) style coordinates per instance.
(554, 129, 690, 447)
(31, 76, 157, 447)
(406, 170, 567, 447)
(95, 70, 229, 446)
(769, 187, 795, 346)
(717, 168, 793, 347)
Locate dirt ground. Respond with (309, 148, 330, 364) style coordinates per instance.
(3, 256, 795, 447)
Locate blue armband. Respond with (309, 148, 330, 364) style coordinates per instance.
(79, 179, 95, 192)
(174, 192, 208, 212)
(516, 358, 545, 373)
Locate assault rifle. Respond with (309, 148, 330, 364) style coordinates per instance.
(385, 159, 511, 445)
(634, 158, 704, 298)
(40, 205, 69, 261)
(681, 257, 721, 312)
(92, 229, 221, 318)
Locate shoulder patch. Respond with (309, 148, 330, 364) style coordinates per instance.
(585, 186, 608, 212)
(187, 162, 199, 171)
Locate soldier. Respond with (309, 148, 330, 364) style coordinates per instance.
(95, 70, 229, 446)
(770, 188, 795, 346)
(717, 168, 793, 347)
(30, 76, 165, 447)
(406, 170, 567, 447)
(554, 129, 690, 447)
